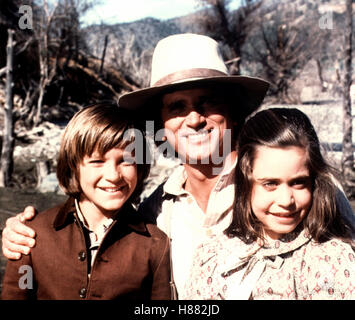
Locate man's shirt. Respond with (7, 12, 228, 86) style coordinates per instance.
(156, 163, 236, 294)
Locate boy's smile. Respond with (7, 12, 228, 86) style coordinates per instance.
(78, 147, 138, 221)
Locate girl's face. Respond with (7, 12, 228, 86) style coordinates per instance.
(251, 146, 312, 240)
(78, 147, 137, 218)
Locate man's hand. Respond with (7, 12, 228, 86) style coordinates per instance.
(2, 206, 37, 260)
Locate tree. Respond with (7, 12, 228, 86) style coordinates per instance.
(341, 0, 355, 199)
(245, 2, 322, 103)
(30, 0, 59, 126)
(109, 33, 151, 88)
(196, 0, 262, 75)
(27, 0, 95, 125)
(0, 29, 15, 187)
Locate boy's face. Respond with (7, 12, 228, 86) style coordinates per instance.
(78, 147, 137, 218)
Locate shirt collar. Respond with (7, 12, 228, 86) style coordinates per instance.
(53, 197, 150, 236)
(163, 158, 238, 196)
(74, 199, 114, 235)
(163, 164, 187, 196)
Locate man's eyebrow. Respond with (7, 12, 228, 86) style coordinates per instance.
(164, 99, 185, 109)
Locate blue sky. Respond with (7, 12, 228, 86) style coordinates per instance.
(82, 0, 242, 25)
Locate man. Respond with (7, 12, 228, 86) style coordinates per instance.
(2, 34, 354, 298)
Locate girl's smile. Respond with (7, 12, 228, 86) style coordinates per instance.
(251, 146, 312, 240)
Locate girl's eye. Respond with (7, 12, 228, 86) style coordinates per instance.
(262, 181, 278, 190)
(291, 178, 309, 189)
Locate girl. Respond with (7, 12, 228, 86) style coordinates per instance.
(183, 108, 355, 300)
(1, 102, 171, 300)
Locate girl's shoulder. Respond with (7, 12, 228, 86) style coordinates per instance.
(307, 238, 354, 255)
(303, 237, 355, 267)
(299, 238, 355, 299)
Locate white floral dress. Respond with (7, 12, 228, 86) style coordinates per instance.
(182, 230, 355, 300)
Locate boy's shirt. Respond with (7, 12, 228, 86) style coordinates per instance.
(74, 199, 115, 270)
(1, 198, 172, 300)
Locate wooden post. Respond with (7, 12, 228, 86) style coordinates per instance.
(0, 29, 15, 187)
(341, 0, 355, 198)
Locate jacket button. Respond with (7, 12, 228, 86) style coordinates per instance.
(79, 287, 87, 298)
(78, 251, 86, 261)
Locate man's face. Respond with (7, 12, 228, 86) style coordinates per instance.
(160, 87, 235, 165)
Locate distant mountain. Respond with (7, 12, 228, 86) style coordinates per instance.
(83, 9, 207, 61)
(82, 0, 349, 88)
(82, 11, 206, 86)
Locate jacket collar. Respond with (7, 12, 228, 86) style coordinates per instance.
(53, 197, 150, 236)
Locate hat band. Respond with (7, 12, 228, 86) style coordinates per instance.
(153, 68, 227, 87)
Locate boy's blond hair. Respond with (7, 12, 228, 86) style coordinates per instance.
(56, 102, 150, 202)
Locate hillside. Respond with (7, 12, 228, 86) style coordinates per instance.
(0, 0, 353, 193)
(82, 0, 350, 90)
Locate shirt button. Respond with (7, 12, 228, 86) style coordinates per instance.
(79, 287, 87, 298)
(78, 251, 86, 261)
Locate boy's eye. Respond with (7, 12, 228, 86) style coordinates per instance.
(122, 158, 136, 165)
(122, 153, 136, 165)
(88, 159, 103, 164)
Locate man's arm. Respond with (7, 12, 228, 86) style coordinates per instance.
(1, 206, 37, 259)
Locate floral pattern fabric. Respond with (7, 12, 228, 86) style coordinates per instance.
(182, 230, 355, 300)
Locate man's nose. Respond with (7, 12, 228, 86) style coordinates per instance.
(186, 110, 206, 129)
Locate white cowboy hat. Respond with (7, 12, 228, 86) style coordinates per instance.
(119, 33, 269, 115)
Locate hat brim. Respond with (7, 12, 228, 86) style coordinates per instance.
(119, 75, 269, 117)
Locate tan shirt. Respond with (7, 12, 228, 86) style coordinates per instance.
(156, 163, 236, 294)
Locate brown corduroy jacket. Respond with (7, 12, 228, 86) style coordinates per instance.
(1, 198, 171, 300)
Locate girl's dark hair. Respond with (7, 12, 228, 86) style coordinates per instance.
(225, 108, 351, 244)
(56, 101, 150, 204)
